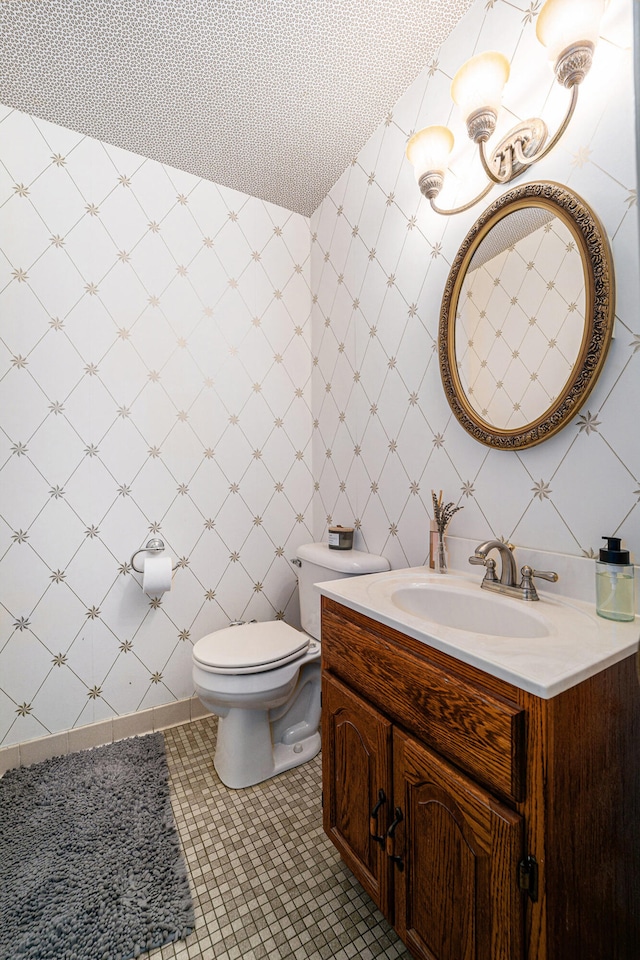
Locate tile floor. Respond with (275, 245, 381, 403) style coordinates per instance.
(157, 716, 411, 960)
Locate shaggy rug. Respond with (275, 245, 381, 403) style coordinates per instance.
(0, 733, 194, 960)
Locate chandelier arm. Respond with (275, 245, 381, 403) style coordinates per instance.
(511, 83, 580, 169)
(429, 180, 494, 216)
(478, 139, 510, 184)
(500, 147, 514, 182)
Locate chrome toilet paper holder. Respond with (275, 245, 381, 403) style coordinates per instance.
(130, 538, 179, 574)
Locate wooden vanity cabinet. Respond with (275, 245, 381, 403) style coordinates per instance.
(321, 596, 640, 960)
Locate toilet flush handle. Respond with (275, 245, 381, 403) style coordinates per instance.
(290, 558, 302, 567)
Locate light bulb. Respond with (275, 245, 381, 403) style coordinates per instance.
(406, 125, 454, 179)
(451, 51, 510, 127)
(536, 0, 606, 65)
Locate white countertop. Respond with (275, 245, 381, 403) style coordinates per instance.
(316, 567, 640, 699)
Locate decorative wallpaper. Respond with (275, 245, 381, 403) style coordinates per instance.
(310, 0, 640, 573)
(0, 108, 312, 747)
(0, 0, 474, 216)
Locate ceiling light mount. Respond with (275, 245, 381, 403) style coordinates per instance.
(490, 118, 548, 178)
(406, 0, 607, 216)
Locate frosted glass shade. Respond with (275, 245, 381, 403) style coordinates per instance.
(406, 125, 454, 179)
(451, 52, 510, 123)
(536, 0, 606, 63)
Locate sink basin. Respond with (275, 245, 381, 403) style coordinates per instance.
(389, 581, 551, 638)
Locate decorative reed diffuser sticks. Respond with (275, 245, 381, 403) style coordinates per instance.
(431, 490, 463, 574)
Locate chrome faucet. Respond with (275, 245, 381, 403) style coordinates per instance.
(469, 539, 558, 601)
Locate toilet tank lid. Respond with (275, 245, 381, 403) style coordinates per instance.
(296, 542, 390, 574)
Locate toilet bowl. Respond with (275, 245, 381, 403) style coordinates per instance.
(192, 542, 390, 789)
(193, 620, 321, 788)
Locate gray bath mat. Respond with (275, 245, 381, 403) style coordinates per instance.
(0, 733, 194, 960)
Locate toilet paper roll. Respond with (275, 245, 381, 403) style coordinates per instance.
(142, 555, 173, 596)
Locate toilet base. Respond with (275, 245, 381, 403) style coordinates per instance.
(272, 730, 321, 776)
(214, 708, 321, 789)
(195, 647, 322, 789)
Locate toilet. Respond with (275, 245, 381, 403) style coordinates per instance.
(192, 542, 390, 789)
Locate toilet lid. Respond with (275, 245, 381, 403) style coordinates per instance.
(193, 620, 310, 674)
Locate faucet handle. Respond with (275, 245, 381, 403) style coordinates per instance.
(469, 554, 499, 582)
(520, 565, 559, 601)
(529, 568, 559, 583)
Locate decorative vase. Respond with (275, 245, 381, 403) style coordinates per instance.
(435, 532, 448, 574)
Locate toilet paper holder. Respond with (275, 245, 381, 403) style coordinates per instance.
(130, 538, 179, 574)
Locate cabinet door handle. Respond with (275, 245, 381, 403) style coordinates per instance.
(369, 789, 386, 845)
(386, 806, 404, 869)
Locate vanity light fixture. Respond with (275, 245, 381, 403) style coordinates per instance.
(405, 0, 607, 215)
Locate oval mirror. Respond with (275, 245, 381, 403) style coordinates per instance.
(439, 182, 615, 449)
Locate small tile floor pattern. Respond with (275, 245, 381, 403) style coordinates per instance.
(158, 717, 411, 960)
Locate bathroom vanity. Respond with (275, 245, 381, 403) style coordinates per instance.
(318, 571, 640, 960)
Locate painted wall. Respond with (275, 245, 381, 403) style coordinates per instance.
(0, 109, 312, 747)
(310, 0, 639, 575)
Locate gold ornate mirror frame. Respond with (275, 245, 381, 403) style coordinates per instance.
(439, 181, 615, 450)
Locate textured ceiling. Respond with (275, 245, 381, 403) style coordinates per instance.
(0, 0, 473, 216)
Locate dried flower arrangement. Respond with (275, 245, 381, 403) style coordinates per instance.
(432, 490, 463, 536)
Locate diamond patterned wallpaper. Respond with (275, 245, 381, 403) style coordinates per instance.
(0, 108, 312, 747)
(310, 1, 640, 573)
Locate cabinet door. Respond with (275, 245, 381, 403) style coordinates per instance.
(322, 673, 393, 916)
(392, 729, 524, 960)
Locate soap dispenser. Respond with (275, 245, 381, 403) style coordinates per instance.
(595, 537, 635, 622)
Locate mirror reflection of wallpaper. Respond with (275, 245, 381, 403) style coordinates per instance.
(456, 213, 586, 429)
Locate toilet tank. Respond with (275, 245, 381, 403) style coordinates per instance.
(295, 542, 390, 640)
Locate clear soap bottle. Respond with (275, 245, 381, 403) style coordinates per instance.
(595, 537, 635, 622)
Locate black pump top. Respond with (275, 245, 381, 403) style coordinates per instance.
(599, 537, 630, 564)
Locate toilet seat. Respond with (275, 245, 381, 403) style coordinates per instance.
(193, 620, 311, 675)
